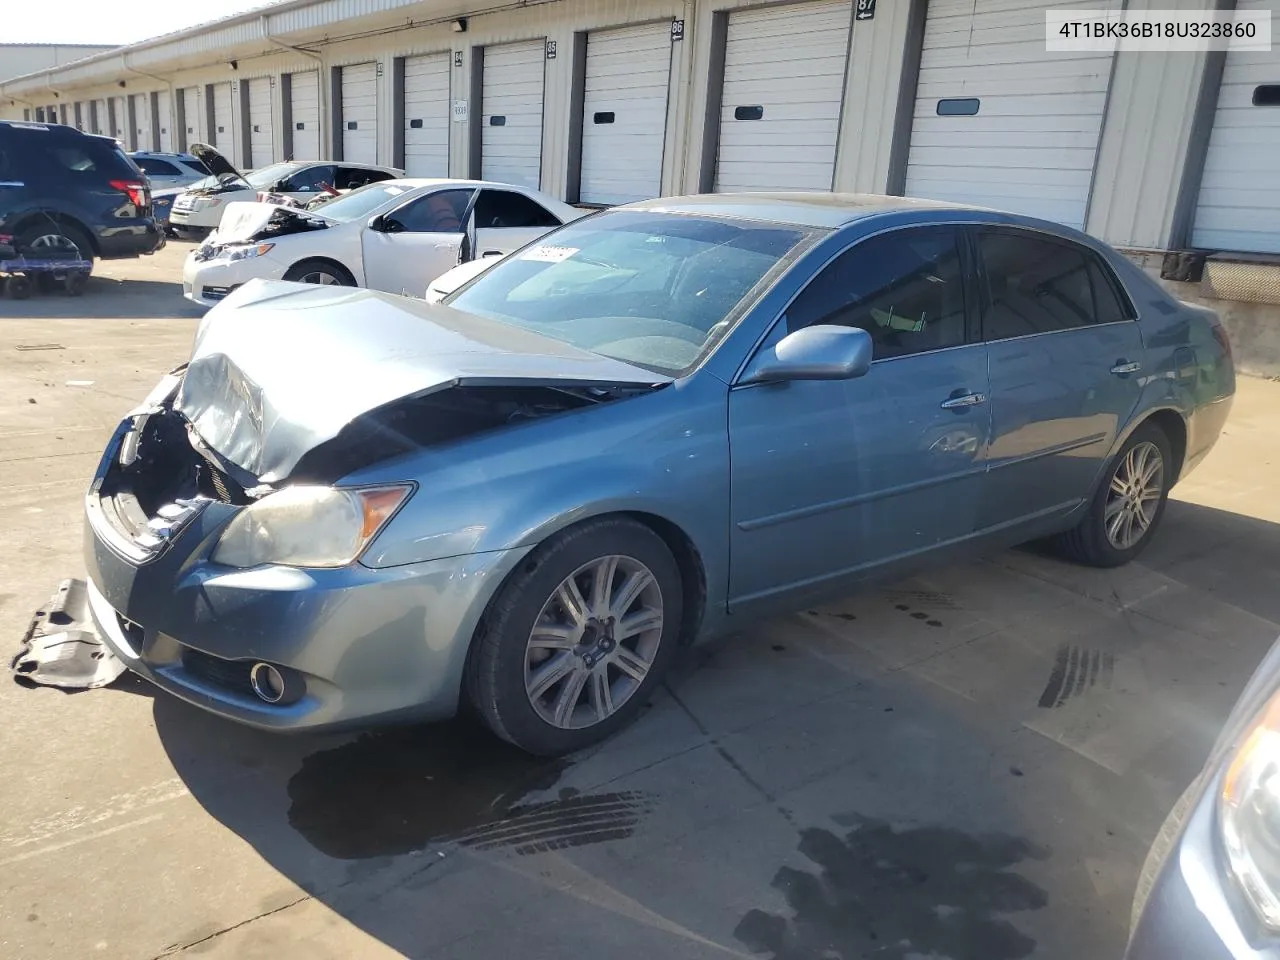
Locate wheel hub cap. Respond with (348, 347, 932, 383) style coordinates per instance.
(1104, 440, 1164, 550)
(524, 555, 664, 730)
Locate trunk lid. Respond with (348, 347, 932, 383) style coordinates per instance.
(175, 280, 670, 483)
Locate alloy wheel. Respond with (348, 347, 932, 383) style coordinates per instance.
(299, 270, 341, 285)
(1104, 440, 1165, 550)
(524, 555, 664, 730)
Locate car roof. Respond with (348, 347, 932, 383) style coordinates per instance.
(378, 177, 550, 192)
(308, 160, 402, 173)
(620, 192, 993, 229)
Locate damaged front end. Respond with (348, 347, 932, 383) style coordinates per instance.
(192, 202, 329, 265)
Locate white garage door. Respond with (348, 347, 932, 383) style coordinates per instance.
(181, 87, 203, 148)
(403, 52, 451, 177)
(482, 40, 545, 189)
(714, 1, 852, 192)
(341, 62, 378, 164)
(132, 93, 152, 151)
(112, 96, 128, 141)
(289, 71, 321, 161)
(580, 22, 672, 205)
(158, 93, 173, 151)
(93, 99, 107, 135)
(1192, 0, 1280, 253)
(248, 77, 274, 168)
(904, 0, 1119, 229)
(211, 82, 235, 155)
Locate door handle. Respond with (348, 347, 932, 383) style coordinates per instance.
(939, 391, 987, 410)
(1111, 360, 1142, 375)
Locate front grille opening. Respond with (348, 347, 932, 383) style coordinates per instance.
(181, 648, 253, 697)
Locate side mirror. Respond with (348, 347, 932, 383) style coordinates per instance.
(739, 324, 873, 386)
(368, 214, 385, 232)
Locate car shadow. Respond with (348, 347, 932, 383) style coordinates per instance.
(148, 498, 1280, 959)
(0, 276, 204, 321)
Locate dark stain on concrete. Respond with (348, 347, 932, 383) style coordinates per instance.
(1038, 644, 1115, 708)
(287, 721, 652, 860)
(735, 815, 1049, 960)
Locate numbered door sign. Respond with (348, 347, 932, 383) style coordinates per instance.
(855, 0, 875, 19)
(546, 40, 557, 59)
(454, 51, 464, 67)
(671, 20, 685, 41)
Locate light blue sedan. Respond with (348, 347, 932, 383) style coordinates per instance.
(82, 193, 1235, 755)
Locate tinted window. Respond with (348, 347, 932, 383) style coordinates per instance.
(979, 231, 1130, 339)
(24, 135, 137, 179)
(385, 189, 473, 233)
(474, 189, 561, 229)
(1088, 257, 1133, 325)
(335, 167, 394, 189)
(134, 157, 182, 177)
(181, 158, 212, 176)
(786, 227, 968, 360)
(278, 164, 336, 192)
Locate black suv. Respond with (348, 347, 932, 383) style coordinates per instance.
(0, 120, 163, 269)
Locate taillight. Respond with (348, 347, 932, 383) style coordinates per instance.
(109, 179, 149, 208)
(1210, 318, 1234, 363)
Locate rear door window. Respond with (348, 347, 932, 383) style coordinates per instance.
(977, 230, 1134, 340)
(474, 189, 562, 229)
(134, 157, 183, 177)
(336, 167, 394, 189)
(279, 164, 336, 192)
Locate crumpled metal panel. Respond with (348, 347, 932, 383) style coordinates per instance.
(1201, 259, 1280, 307)
(11, 579, 126, 690)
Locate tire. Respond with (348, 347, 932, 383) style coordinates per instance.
(283, 259, 357, 287)
(1055, 422, 1173, 568)
(5, 275, 32, 300)
(1130, 773, 1204, 939)
(465, 517, 683, 756)
(14, 221, 94, 275)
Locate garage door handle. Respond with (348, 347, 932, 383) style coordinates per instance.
(1111, 360, 1142, 375)
(940, 391, 986, 410)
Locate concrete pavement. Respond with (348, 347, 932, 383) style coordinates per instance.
(1, 246, 1277, 959)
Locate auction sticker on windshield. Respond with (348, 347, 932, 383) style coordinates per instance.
(519, 245, 578, 263)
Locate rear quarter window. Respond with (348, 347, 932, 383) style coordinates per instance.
(45, 138, 139, 179)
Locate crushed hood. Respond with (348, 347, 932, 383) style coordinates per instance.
(189, 142, 249, 187)
(174, 280, 670, 483)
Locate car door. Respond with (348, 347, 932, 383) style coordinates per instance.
(975, 227, 1145, 532)
(470, 188, 565, 259)
(360, 187, 476, 295)
(727, 225, 992, 611)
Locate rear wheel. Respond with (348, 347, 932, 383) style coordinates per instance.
(466, 518, 682, 756)
(1055, 422, 1173, 567)
(283, 259, 356, 287)
(14, 222, 94, 277)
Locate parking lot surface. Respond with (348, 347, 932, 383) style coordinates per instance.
(1, 245, 1278, 960)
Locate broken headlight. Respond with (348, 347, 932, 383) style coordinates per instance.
(220, 242, 275, 262)
(1221, 689, 1280, 928)
(211, 484, 412, 568)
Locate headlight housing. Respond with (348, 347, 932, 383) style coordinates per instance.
(1221, 691, 1280, 927)
(212, 484, 413, 568)
(220, 242, 274, 262)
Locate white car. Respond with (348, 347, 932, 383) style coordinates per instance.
(182, 178, 584, 306)
(168, 143, 401, 238)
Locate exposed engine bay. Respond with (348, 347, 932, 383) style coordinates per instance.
(193, 204, 329, 262)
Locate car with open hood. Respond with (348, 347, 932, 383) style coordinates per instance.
(166, 142, 400, 238)
(82, 192, 1235, 756)
(181, 178, 583, 306)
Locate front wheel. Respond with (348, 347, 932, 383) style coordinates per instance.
(466, 518, 683, 756)
(283, 259, 356, 287)
(1055, 423, 1173, 567)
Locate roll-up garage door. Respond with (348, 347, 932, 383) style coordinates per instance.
(211, 82, 235, 155)
(341, 62, 378, 164)
(481, 40, 545, 189)
(289, 71, 321, 161)
(580, 22, 672, 205)
(112, 96, 128, 141)
(93, 99, 107, 135)
(181, 87, 203, 148)
(904, 0, 1119, 229)
(132, 93, 152, 151)
(158, 93, 173, 151)
(1191, 0, 1280, 253)
(402, 52, 451, 177)
(248, 77, 274, 168)
(714, 1, 852, 192)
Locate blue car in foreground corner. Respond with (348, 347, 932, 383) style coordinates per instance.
(81, 193, 1234, 755)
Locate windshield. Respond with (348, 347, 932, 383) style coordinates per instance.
(243, 162, 303, 188)
(313, 183, 413, 223)
(446, 211, 818, 375)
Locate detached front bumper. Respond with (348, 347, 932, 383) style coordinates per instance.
(82, 419, 528, 732)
